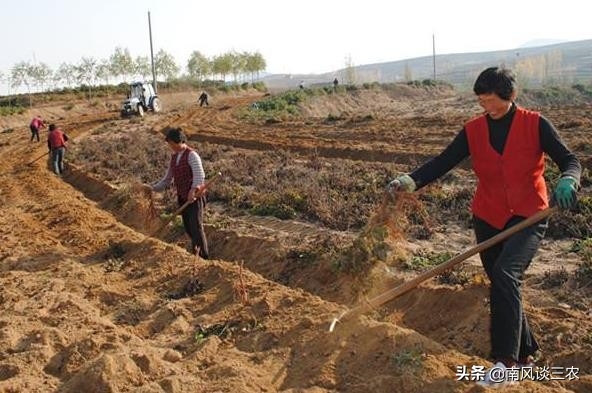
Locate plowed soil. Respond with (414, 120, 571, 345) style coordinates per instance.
(0, 87, 590, 393)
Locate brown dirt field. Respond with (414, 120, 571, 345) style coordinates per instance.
(0, 87, 590, 393)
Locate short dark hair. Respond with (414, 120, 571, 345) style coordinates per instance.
(49, 124, 56, 131)
(473, 67, 516, 101)
(164, 127, 186, 143)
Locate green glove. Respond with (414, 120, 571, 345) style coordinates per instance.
(387, 174, 416, 195)
(553, 177, 578, 209)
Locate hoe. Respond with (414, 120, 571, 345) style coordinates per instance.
(149, 172, 222, 237)
(27, 151, 49, 166)
(329, 206, 558, 332)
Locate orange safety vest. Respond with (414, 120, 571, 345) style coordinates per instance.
(465, 107, 548, 229)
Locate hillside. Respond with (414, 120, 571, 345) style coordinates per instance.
(264, 39, 592, 90)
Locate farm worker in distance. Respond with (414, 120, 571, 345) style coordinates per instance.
(387, 66, 581, 388)
(145, 127, 209, 259)
(30, 115, 45, 142)
(198, 91, 209, 107)
(47, 124, 69, 176)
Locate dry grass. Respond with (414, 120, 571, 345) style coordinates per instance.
(130, 182, 159, 228)
(233, 261, 249, 306)
(333, 192, 426, 273)
(366, 192, 429, 239)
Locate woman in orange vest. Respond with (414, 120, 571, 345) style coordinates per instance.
(387, 67, 581, 388)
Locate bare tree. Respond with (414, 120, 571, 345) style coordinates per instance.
(154, 49, 179, 82)
(55, 63, 76, 89)
(95, 59, 114, 86)
(544, 49, 563, 86)
(110, 47, 134, 82)
(11, 61, 33, 106)
(229, 51, 246, 83)
(247, 51, 266, 82)
(187, 51, 211, 81)
(212, 54, 232, 82)
(30, 62, 53, 93)
(243, 54, 256, 83)
(134, 56, 151, 81)
(344, 54, 356, 85)
(404, 62, 413, 82)
(76, 57, 97, 99)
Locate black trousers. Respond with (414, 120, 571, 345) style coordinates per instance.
(30, 125, 40, 142)
(473, 214, 547, 362)
(180, 196, 209, 259)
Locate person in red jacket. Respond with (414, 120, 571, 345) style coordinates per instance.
(146, 127, 209, 259)
(47, 124, 69, 175)
(387, 67, 581, 388)
(29, 115, 45, 142)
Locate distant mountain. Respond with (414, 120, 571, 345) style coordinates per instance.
(518, 39, 567, 48)
(263, 39, 592, 91)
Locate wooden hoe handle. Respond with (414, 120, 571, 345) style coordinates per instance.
(151, 172, 222, 236)
(329, 206, 558, 331)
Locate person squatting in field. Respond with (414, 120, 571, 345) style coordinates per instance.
(146, 127, 209, 259)
(387, 66, 581, 388)
(47, 124, 69, 176)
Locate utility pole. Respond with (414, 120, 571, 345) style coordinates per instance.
(432, 34, 436, 81)
(148, 11, 157, 93)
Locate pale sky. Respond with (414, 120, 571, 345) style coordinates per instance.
(1, 0, 591, 91)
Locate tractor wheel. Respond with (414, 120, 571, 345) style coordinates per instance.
(137, 104, 145, 117)
(152, 97, 162, 113)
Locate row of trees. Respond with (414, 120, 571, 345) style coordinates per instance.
(513, 50, 567, 88)
(186, 50, 265, 83)
(0, 46, 266, 96)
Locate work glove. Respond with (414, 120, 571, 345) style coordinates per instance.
(387, 174, 416, 197)
(553, 176, 578, 209)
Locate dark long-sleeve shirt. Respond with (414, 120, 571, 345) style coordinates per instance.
(410, 103, 581, 189)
